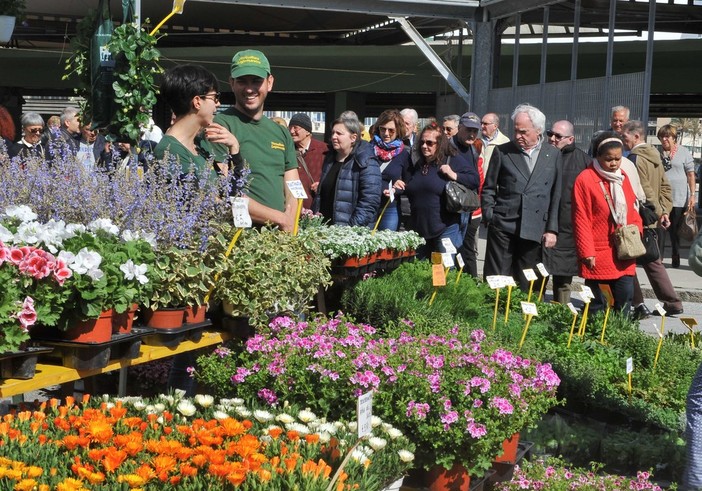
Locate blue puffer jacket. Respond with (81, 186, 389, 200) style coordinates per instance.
(313, 140, 382, 227)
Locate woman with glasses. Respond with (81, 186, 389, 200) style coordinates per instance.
(8, 112, 47, 160)
(657, 124, 695, 268)
(313, 114, 381, 227)
(370, 109, 411, 231)
(405, 122, 476, 259)
(155, 64, 235, 180)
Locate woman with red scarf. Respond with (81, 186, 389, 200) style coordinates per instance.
(370, 109, 412, 231)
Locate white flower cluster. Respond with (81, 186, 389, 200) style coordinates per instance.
(299, 225, 425, 259)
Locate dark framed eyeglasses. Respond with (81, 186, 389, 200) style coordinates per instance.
(420, 139, 437, 147)
(442, 126, 457, 133)
(198, 92, 221, 103)
(546, 130, 570, 141)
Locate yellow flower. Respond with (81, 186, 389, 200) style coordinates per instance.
(118, 474, 146, 488)
(26, 466, 43, 478)
(14, 479, 37, 491)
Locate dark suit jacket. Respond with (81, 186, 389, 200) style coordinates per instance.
(481, 140, 562, 243)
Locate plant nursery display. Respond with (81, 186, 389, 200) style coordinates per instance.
(0, 393, 415, 490)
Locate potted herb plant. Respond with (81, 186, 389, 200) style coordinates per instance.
(0, 0, 25, 43)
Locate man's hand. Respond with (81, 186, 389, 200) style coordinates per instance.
(542, 232, 557, 248)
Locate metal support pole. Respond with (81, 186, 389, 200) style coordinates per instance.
(642, 0, 656, 125)
(511, 12, 521, 108)
(569, 0, 581, 119)
(539, 6, 549, 106)
(392, 16, 471, 106)
(603, 0, 617, 128)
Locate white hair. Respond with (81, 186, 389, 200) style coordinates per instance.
(511, 103, 546, 134)
(400, 108, 418, 125)
(611, 105, 630, 119)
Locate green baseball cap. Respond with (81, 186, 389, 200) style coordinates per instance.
(230, 49, 271, 79)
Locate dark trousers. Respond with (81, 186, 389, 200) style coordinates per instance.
(659, 207, 684, 259)
(458, 215, 481, 277)
(585, 275, 634, 315)
(552, 275, 574, 304)
(632, 258, 682, 310)
(483, 225, 542, 292)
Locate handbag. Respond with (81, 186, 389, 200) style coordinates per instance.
(444, 157, 480, 214)
(678, 207, 699, 242)
(599, 182, 645, 261)
(636, 228, 660, 265)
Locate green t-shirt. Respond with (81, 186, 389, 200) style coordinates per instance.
(201, 107, 297, 212)
(154, 134, 217, 181)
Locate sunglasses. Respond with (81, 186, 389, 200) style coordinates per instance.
(420, 140, 437, 147)
(378, 126, 396, 135)
(442, 126, 456, 133)
(26, 128, 43, 135)
(198, 92, 221, 103)
(546, 130, 570, 140)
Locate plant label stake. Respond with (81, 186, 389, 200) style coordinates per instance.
(518, 301, 538, 350)
(653, 323, 665, 370)
(356, 391, 373, 438)
(680, 317, 698, 348)
(578, 286, 594, 338)
(429, 258, 446, 306)
(504, 276, 517, 324)
(150, 0, 187, 35)
(536, 263, 550, 302)
(455, 253, 465, 284)
(372, 181, 395, 234)
(523, 268, 538, 304)
(286, 180, 308, 236)
(487, 275, 504, 330)
(566, 302, 579, 348)
(599, 284, 615, 344)
(626, 357, 633, 401)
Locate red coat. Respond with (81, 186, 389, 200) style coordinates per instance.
(572, 166, 643, 280)
(298, 137, 328, 209)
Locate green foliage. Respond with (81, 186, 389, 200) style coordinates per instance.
(146, 245, 215, 310)
(62, 9, 97, 120)
(0, 0, 26, 18)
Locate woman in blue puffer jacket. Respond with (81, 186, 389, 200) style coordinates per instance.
(313, 115, 382, 226)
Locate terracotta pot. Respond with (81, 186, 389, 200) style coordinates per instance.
(143, 308, 186, 329)
(112, 304, 138, 334)
(184, 305, 207, 324)
(494, 432, 520, 464)
(424, 463, 470, 491)
(63, 310, 114, 343)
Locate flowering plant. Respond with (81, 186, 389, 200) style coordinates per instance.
(0, 393, 415, 490)
(197, 315, 561, 475)
(299, 225, 425, 260)
(495, 456, 664, 491)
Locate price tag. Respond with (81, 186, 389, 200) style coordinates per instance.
(520, 301, 538, 316)
(486, 275, 504, 289)
(567, 302, 578, 315)
(441, 253, 454, 268)
(441, 238, 457, 255)
(681, 317, 698, 329)
(580, 285, 594, 300)
(654, 303, 667, 316)
(503, 276, 517, 287)
(626, 357, 633, 374)
(286, 180, 308, 200)
(431, 252, 443, 265)
(576, 291, 591, 304)
(536, 263, 549, 277)
(356, 391, 373, 438)
(599, 284, 615, 307)
(388, 181, 395, 203)
(230, 197, 252, 228)
(432, 264, 446, 286)
(523, 269, 538, 282)
(456, 254, 465, 270)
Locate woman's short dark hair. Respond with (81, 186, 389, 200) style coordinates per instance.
(374, 109, 406, 140)
(417, 122, 456, 165)
(593, 131, 623, 157)
(160, 64, 218, 117)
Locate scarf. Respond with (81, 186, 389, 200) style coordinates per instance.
(372, 135, 404, 162)
(593, 158, 627, 225)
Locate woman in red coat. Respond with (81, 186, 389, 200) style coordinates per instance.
(572, 132, 643, 314)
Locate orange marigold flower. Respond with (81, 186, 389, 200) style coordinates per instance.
(102, 449, 128, 473)
(109, 404, 127, 421)
(287, 430, 300, 441)
(81, 394, 90, 405)
(284, 456, 298, 472)
(39, 485, 50, 491)
(190, 454, 208, 468)
(26, 466, 43, 478)
(135, 464, 156, 482)
(242, 420, 253, 429)
(267, 427, 283, 439)
(223, 462, 248, 486)
(219, 418, 247, 437)
(64, 396, 75, 408)
(61, 436, 83, 451)
(85, 419, 114, 444)
(179, 464, 198, 477)
(231, 434, 261, 458)
(305, 434, 320, 445)
(152, 455, 177, 476)
(169, 475, 181, 485)
(13, 478, 36, 491)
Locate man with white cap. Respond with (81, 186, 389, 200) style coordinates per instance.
(202, 49, 299, 231)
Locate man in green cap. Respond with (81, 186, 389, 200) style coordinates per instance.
(202, 49, 299, 231)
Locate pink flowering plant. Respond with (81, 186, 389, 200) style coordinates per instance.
(495, 456, 664, 491)
(197, 315, 561, 475)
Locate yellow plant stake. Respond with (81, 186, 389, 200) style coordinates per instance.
(203, 228, 243, 304)
(373, 182, 395, 234)
(523, 269, 537, 304)
(566, 303, 579, 348)
(599, 284, 615, 345)
(653, 322, 665, 370)
(150, 0, 187, 35)
(626, 357, 633, 403)
(577, 286, 594, 338)
(681, 318, 698, 349)
(503, 276, 517, 324)
(518, 301, 538, 350)
(292, 198, 303, 236)
(486, 276, 504, 331)
(285, 180, 308, 237)
(454, 254, 465, 285)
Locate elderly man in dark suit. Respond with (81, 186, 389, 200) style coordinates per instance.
(481, 103, 562, 291)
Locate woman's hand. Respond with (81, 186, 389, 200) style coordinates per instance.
(393, 179, 406, 190)
(205, 123, 240, 155)
(438, 164, 457, 181)
(583, 256, 595, 270)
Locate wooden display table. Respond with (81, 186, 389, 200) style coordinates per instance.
(0, 330, 231, 399)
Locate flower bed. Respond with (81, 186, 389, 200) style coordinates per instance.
(0, 393, 415, 490)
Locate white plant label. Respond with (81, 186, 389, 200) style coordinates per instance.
(456, 254, 465, 269)
(626, 357, 633, 375)
(520, 301, 538, 316)
(388, 181, 395, 203)
(442, 253, 454, 268)
(654, 303, 666, 317)
(577, 291, 591, 304)
(486, 275, 504, 289)
(503, 276, 517, 287)
(567, 303, 578, 315)
(580, 285, 595, 299)
(523, 268, 538, 282)
(230, 197, 252, 228)
(441, 238, 457, 254)
(536, 263, 549, 277)
(286, 180, 308, 200)
(357, 391, 373, 438)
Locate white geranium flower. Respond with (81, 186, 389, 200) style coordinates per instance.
(275, 413, 294, 425)
(398, 450, 415, 463)
(368, 437, 387, 451)
(66, 223, 86, 235)
(121, 230, 137, 242)
(0, 224, 13, 242)
(177, 400, 197, 417)
(297, 409, 317, 423)
(88, 218, 119, 235)
(120, 260, 148, 285)
(285, 422, 310, 435)
(86, 268, 104, 282)
(57, 250, 76, 264)
(194, 394, 214, 408)
(140, 231, 157, 248)
(213, 410, 229, 421)
(71, 248, 102, 274)
(15, 222, 40, 244)
(5, 205, 37, 223)
(254, 410, 274, 423)
(386, 427, 403, 439)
